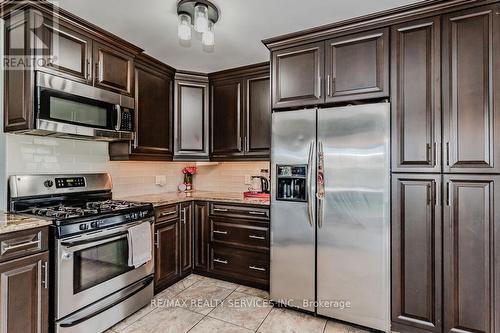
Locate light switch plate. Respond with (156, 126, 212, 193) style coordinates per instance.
(155, 175, 167, 186)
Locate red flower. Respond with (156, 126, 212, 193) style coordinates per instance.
(182, 166, 198, 175)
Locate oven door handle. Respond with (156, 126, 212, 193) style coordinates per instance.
(60, 231, 128, 248)
(59, 275, 153, 328)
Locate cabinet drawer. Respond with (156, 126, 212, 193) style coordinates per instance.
(0, 227, 48, 263)
(155, 204, 179, 223)
(209, 245, 269, 282)
(211, 220, 269, 250)
(210, 203, 269, 221)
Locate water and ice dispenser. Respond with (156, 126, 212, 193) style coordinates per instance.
(275, 165, 307, 202)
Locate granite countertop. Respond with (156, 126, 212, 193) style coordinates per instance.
(116, 191, 270, 207)
(0, 211, 52, 235)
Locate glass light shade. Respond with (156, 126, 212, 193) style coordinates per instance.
(193, 3, 209, 33)
(178, 13, 192, 41)
(202, 21, 215, 46)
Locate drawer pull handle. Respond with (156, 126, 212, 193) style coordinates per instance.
(214, 208, 228, 212)
(249, 235, 265, 240)
(213, 258, 228, 264)
(160, 211, 176, 217)
(249, 265, 266, 272)
(1, 239, 40, 253)
(248, 211, 267, 216)
(213, 230, 228, 235)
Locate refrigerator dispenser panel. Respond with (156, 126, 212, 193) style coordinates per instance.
(276, 165, 307, 202)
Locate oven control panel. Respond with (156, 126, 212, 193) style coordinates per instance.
(55, 177, 86, 189)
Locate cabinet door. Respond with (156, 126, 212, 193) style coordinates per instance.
(180, 202, 193, 275)
(132, 63, 173, 159)
(245, 75, 271, 158)
(391, 174, 442, 333)
(391, 18, 441, 173)
(194, 201, 209, 272)
(0, 252, 49, 333)
(211, 79, 244, 158)
(174, 79, 209, 159)
(36, 17, 93, 84)
(443, 175, 500, 333)
(154, 221, 180, 289)
(272, 42, 324, 109)
(93, 41, 134, 95)
(325, 28, 389, 103)
(443, 5, 500, 173)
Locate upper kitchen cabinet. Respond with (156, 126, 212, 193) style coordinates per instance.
(272, 42, 324, 109)
(442, 5, 500, 174)
(210, 62, 270, 160)
(174, 72, 210, 160)
(34, 15, 93, 84)
(93, 41, 134, 96)
(325, 28, 389, 103)
(109, 54, 174, 161)
(391, 17, 441, 173)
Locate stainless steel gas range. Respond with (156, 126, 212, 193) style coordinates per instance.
(8, 174, 154, 333)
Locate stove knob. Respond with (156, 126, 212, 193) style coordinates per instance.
(79, 224, 88, 231)
(44, 180, 54, 188)
(90, 221, 98, 228)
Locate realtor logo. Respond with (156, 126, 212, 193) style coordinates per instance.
(2, 1, 59, 70)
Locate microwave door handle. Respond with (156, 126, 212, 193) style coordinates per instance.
(114, 104, 122, 131)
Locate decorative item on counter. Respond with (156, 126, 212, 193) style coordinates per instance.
(181, 166, 198, 192)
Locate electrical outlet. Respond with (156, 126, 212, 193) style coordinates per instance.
(155, 175, 167, 186)
(244, 175, 252, 185)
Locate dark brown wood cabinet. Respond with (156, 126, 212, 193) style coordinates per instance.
(194, 201, 210, 272)
(442, 5, 500, 174)
(180, 202, 193, 275)
(391, 174, 442, 333)
(174, 72, 210, 160)
(210, 63, 270, 160)
(272, 42, 324, 109)
(443, 174, 500, 333)
(109, 55, 174, 161)
(325, 28, 389, 103)
(154, 219, 180, 291)
(391, 17, 441, 173)
(93, 41, 134, 95)
(0, 252, 49, 333)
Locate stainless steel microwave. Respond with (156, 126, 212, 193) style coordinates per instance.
(33, 72, 135, 141)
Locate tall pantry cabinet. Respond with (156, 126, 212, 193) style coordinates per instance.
(391, 4, 500, 333)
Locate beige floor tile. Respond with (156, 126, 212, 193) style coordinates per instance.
(175, 282, 233, 315)
(208, 291, 273, 330)
(257, 308, 326, 333)
(235, 285, 270, 299)
(120, 306, 203, 333)
(324, 320, 372, 333)
(111, 304, 157, 332)
(189, 317, 254, 333)
(196, 277, 239, 290)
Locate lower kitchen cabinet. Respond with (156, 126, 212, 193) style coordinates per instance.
(391, 174, 442, 333)
(0, 227, 49, 333)
(194, 201, 210, 272)
(443, 175, 500, 333)
(179, 202, 193, 275)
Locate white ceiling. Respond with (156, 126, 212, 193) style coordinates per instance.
(51, 0, 423, 73)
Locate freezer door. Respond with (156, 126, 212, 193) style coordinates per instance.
(270, 109, 316, 312)
(316, 103, 390, 331)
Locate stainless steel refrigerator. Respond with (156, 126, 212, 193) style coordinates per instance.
(270, 103, 390, 332)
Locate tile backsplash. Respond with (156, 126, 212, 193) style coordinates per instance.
(4, 134, 269, 203)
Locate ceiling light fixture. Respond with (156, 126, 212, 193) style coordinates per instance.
(177, 0, 219, 48)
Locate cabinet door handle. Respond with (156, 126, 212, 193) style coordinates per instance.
(213, 208, 228, 212)
(318, 76, 322, 98)
(42, 261, 48, 289)
(160, 211, 176, 217)
(213, 258, 228, 264)
(86, 60, 91, 81)
(248, 211, 266, 216)
(446, 182, 451, 206)
(155, 231, 159, 249)
(213, 230, 228, 235)
(446, 142, 450, 166)
(249, 265, 266, 272)
(249, 235, 265, 240)
(326, 75, 331, 96)
(182, 208, 186, 224)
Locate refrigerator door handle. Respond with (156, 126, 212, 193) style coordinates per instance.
(317, 141, 325, 228)
(307, 140, 315, 227)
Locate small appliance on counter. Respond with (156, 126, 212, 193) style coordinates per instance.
(8, 173, 154, 333)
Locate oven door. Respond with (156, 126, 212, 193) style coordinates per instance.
(55, 218, 154, 319)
